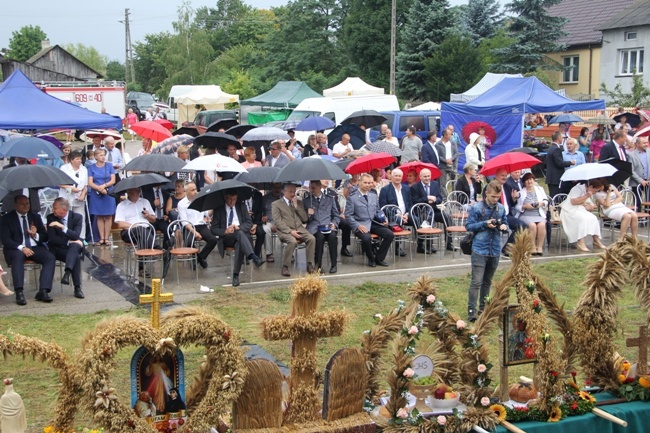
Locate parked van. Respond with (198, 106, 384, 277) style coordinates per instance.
(193, 110, 238, 127)
(368, 110, 441, 142)
(285, 94, 400, 142)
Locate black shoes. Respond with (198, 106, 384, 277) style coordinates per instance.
(281, 266, 291, 277)
(329, 266, 337, 274)
(417, 247, 437, 254)
(468, 309, 477, 322)
(251, 255, 265, 268)
(74, 287, 85, 299)
(307, 263, 315, 274)
(394, 248, 407, 257)
(232, 274, 240, 287)
(367, 261, 377, 268)
(197, 257, 208, 269)
(446, 245, 459, 252)
(375, 260, 389, 267)
(341, 248, 353, 257)
(35, 290, 53, 303)
(61, 269, 71, 286)
(15, 290, 26, 306)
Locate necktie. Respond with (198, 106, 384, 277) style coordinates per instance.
(62, 217, 67, 228)
(156, 189, 163, 218)
(316, 196, 320, 205)
(22, 215, 30, 247)
(108, 151, 113, 162)
(619, 146, 626, 161)
(425, 184, 429, 196)
(363, 195, 368, 202)
(501, 192, 506, 205)
(228, 207, 234, 225)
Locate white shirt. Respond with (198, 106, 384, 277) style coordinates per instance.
(115, 197, 154, 225)
(427, 140, 440, 162)
(152, 187, 165, 218)
(332, 142, 353, 159)
(443, 140, 452, 160)
(385, 137, 399, 146)
(226, 205, 240, 226)
(393, 184, 406, 214)
(178, 197, 208, 227)
(59, 164, 88, 202)
(17, 211, 38, 250)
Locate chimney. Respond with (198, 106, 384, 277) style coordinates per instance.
(41, 39, 50, 50)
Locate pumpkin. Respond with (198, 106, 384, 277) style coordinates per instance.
(508, 381, 537, 403)
(639, 375, 650, 388)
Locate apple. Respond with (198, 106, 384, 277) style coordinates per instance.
(445, 391, 457, 400)
(433, 385, 446, 399)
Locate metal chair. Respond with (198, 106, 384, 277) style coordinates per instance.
(167, 220, 199, 285)
(381, 204, 412, 262)
(128, 222, 164, 288)
(621, 188, 650, 237)
(441, 200, 467, 258)
(410, 203, 443, 260)
(550, 193, 568, 251)
(447, 190, 470, 206)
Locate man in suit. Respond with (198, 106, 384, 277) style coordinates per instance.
(264, 140, 291, 168)
(272, 183, 316, 277)
(421, 130, 441, 168)
(410, 168, 456, 252)
(435, 128, 458, 188)
(599, 131, 629, 187)
(503, 170, 523, 216)
(345, 173, 394, 267)
(1, 194, 56, 305)
(379, 168, 411, 257)
(46, 198, 85, 299)
(141, 184, 171, 246)
(545, 131, 575, 198)
(210, 192, 265, 287)
(1, 158, 40, 214)
(261, 183, 283, 263)
(177, 182, 218, 268)
(245, 189, 267, 258)
(303, 180, 340, 273)
(629, 136, 650, 210)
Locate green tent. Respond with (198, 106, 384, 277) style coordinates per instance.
(247, 110, 292, 125)
(240, 81, 322, 108)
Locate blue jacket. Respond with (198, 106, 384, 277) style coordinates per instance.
(465, 201, 509, 256)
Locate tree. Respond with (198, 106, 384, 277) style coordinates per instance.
(492, 0, 566, 73)
(194, 0, 252, 54)
(133, 32, 173, 94)
(7, 25, 47, 61)
(462, 0, 501, 46)
(600, 73, 650, 107)
(63, 43, 109, 76)
(478, 27, 516, 71)
(396, 0, 450, 101)
(422, 33, 486, 102)
(105, 61, 126, 81)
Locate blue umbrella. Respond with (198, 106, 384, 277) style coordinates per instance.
(548, 113, 583, 124)
(294, 116, 336, 132)
(327, 124, 367, 150)
(0, 136, 63, 159)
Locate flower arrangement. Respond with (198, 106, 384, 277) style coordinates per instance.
(44, 427, 104, 433)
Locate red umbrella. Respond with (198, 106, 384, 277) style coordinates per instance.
(634, 122, 650, 138)
(479, 152, 541, 176)
(345, 152, 397, 175)
(398, 161, 442, 180)
(153, 119, 174, 130)
(131, 120, 173, 142)
(461, 121, 497, 144)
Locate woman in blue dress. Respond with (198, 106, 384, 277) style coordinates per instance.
(87, 149, 116, 245)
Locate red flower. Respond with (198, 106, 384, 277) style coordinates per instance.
(571, 371, 577, 377)
(223, 330, 230, 342)
(533, 300, 539, 308)
(551, 371, 558, 377)
(585, 379, 592, 385)
(178, 419, 185, 426)
(625, 377, 635, 383)
(571, 402, 578, 410)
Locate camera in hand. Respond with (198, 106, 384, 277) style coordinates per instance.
(490, 219, 508, 232)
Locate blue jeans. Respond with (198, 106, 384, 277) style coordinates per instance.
(468, 252, 500, 318)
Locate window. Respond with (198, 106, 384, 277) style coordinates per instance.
(625, 31, 637, 41)
(398, 115, 425, 132)
(562, 56, 579, 83)
(620, 49, 644, 75)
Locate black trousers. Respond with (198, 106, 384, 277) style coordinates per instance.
(355, 223, 394, 262)
(340, 219, 352, 249)
(505, 215, 528, 247)
(251, 224, 266, 257)
(51, 243, 83, 287)
(195, 224, 218, 261)
(313, 231, 338, 268)
(4, 245, 55, 291)
(222, 231, 254, 275)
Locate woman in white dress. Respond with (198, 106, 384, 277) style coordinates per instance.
(465, 133, 486, 171)
(515, 173, 549, 255)
(593, 179, 638, 240)
(560, 180, 606, 252)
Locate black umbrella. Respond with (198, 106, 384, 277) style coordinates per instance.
(507, 146, 539, 155)
(189, 179, 254, 211)
(226, 124, 257, 138)
(274, 157, 348, 183)
(340, 109, 387, 128)
(327, 124, 367, 150)
(0, 136, 64, 159)
(614, 112, 642, 128)
(123, 154, 189, 172)
(598, 157, 633, 186)
(207, 119, 239, 132)
(172, 126, 207, 137)
(194, 132, 241, 156)
(113, 173, 171, 194)
(367, 140, 403, 157)
(335, 158, 353, 171)
(0, 165, 76, 194)
(235, 167, 280, 190)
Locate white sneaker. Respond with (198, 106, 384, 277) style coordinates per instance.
(199, 285, 214, 293)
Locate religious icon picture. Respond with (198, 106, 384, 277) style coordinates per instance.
(130, 346, 187, 428)
(502, 305, 537, 366)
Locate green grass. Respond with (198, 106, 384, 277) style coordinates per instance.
(1, 257, 647, 432)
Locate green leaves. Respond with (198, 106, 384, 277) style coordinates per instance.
(7, 25, 47, 61)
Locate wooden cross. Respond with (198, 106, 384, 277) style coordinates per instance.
(139, 278, 173, 329)
(626, 325, 648, 375)
(261, 277, 347, 424)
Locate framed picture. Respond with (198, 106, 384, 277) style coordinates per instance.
(502, 305, 537, 366)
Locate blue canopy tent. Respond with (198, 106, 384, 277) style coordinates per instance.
(0, 70, 122, 130)
(441, 77, 606, 172)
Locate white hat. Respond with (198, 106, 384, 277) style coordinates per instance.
(469, 132, 480, 147)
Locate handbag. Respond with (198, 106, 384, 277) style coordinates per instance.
(549, 204, 560, 222)
(460, 232, 474, 255)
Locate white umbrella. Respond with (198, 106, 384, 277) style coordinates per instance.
(560, 163, 617, 182)
(241, 126, 290, 142)
(183, 154, 248, 173)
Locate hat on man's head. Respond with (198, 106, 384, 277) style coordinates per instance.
(469, 132, 480, 147)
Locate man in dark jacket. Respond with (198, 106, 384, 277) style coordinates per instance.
(545, 131, 575, 198)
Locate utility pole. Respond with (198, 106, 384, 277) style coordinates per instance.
(389, 0, 396, 95)
(121, 8, 136, 84)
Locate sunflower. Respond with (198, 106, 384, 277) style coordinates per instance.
(490, 404, 507, 422)
(548, 406, 562, 422)
(579, 391, 596, 402)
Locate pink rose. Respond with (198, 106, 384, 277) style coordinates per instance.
(481, 397, 490, 406)
(437, 415, 447, 426)
(403, 368, 415, 378)
(397, 407, 409, 419)
(477, 364, 487, 373)
(426, 294, 436, 304)
(456, 319, 467, 330)
(408, 325, 419, 335)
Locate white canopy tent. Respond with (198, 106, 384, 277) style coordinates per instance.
(407, 101, 441, 111)
(322, 77, 384, 97)
(175, 85, 239, 125)
(450, 73, 523, 102)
